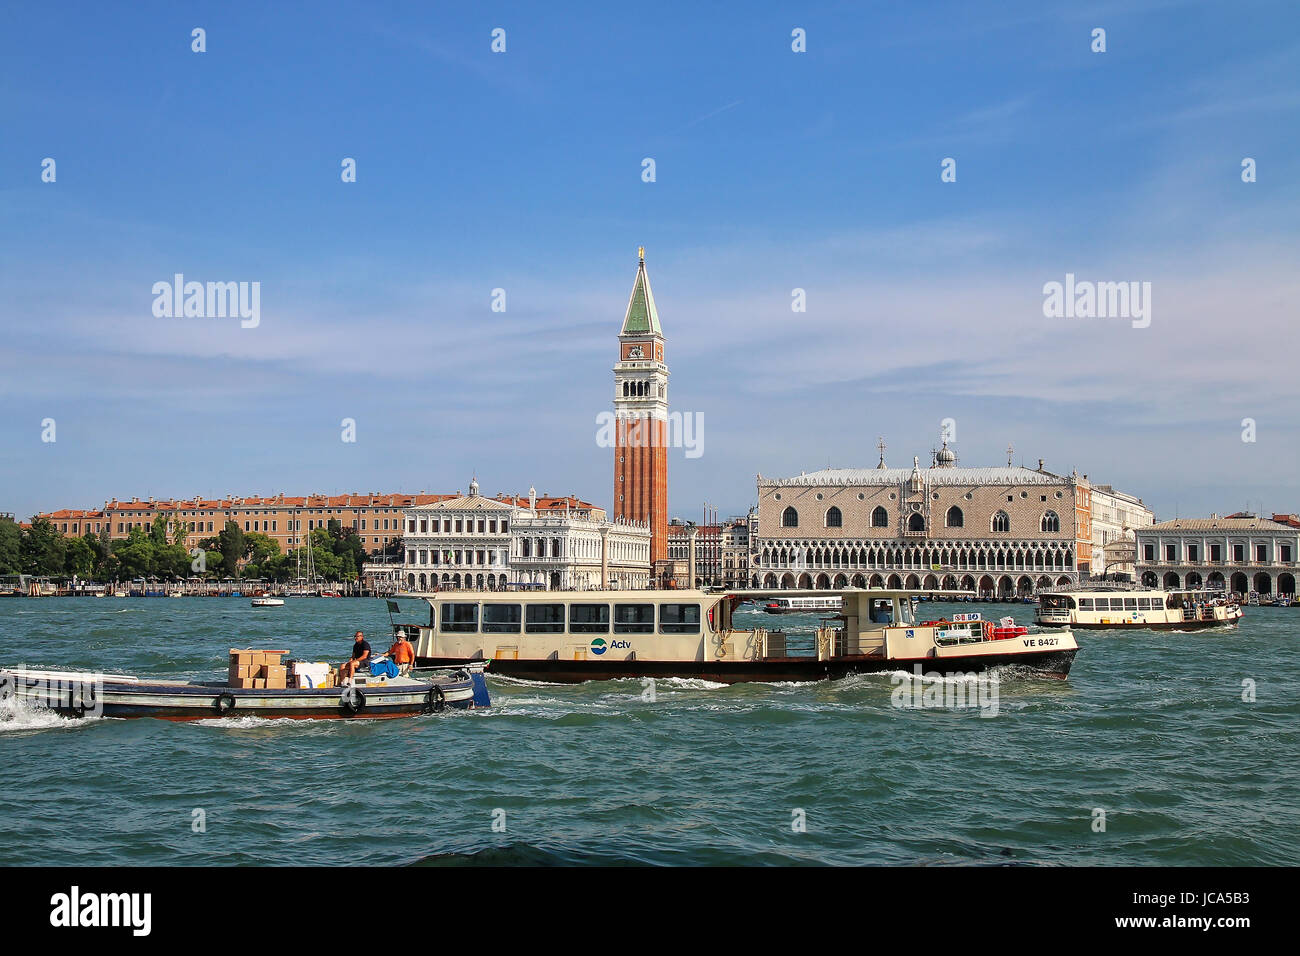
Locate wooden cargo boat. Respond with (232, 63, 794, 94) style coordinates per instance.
(0, 661, 489, 721)
(393, 589, 1077, 683)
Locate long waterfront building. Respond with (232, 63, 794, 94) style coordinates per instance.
(1135, 516, 1299, 595)
(750, 442, 1144, 597)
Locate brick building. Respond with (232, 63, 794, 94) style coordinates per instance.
(40, 493, 451, 556)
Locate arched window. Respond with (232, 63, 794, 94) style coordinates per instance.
(946, 505, 964, 528)
(825, 506, 842, 528)
(1041, 510, 1060, 533)
(781, 506, 799, 528)
(871, 506, 889, 528)
(907, 513, 925, 533)
(992, 511, 1010, 533)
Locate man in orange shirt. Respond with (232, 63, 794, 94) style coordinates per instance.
(387, 629, 416, 675)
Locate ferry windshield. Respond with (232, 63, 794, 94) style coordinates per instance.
(1039, 595, 1073, 610)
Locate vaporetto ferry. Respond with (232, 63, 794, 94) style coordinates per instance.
(393, 588, 1078, 682)
(763, 595, 843, 615)
(1035, 588, 1243, 630)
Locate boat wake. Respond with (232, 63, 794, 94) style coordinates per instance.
(488, 674, 567, 687)
(0, 695, 93, 732)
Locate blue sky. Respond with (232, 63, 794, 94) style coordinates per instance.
(2, 0, 1298, 523)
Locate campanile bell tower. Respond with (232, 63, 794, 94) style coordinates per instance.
(613, 247, 669, 571)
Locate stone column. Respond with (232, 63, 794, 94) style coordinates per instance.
(600, 525, 611, 591)
(688, 523, 699, 590)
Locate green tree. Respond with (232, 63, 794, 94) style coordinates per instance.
(0, 519, 20, 574)
(150, 514, 170, 547)
(203, 550, 224, 578)
(244, 532, 281, 566)
(112, 527, 155, 579)
(64, 536, 95, 577)
(20, 517, 67, 576)
(218, 520, 245, 578)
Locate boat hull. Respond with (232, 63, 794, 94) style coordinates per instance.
(4, 674, 481, 721)
(1038, 618, 1238, 631)
(416, 648, 1075, 684)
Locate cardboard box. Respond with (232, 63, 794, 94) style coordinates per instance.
(264, 665, 287, 689)
(252, 678, 266, 689)
(233, 677, 256, 688)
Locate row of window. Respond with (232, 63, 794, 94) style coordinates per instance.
(781, 506, 1060, 533)
(407, 517, 509, 535)
(1079, 597, 1169, 611)
(1144, 543, 1292, 563)
(438, 602, 702, 635)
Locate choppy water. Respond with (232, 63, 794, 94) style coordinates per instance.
(1, 597, 1296, 865)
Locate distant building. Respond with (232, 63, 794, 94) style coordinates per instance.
(1088, 484, 1154, 579)
(401, 479, 514, 591)
(666, 515, 751, 588)
(511, 489, 650, 591)
(1135, 516, 1299, 595)
(753, 443, 1121, 597)
(399, 480, 650, 591)
(40, 493, 447, 555)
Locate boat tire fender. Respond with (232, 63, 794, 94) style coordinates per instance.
(427, 685, 445, 713)
(215, 693, 237, 714)
(340, 687, 366, 715)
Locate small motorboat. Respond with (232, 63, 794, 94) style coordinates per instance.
(1, 661, 490, 721)
(251, 597, 285, 608)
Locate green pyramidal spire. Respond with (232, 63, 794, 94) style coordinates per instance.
(621, 246, 661, 335)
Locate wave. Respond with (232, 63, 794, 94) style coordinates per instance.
(0, 695, 94, 732)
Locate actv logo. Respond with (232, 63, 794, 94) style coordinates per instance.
(590, 638, 607, 656)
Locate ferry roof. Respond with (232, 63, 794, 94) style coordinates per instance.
(396, 587, 969, 602)
(1039, 587, 1224, 595)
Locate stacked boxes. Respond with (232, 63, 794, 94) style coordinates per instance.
(228, 649, 291, 689)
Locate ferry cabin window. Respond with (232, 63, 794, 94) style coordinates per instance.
(483, 603, 522, 633)
(659, 604, 701, 634)
(1124, 598, 1137, 609)
(1039, 595, 1072, 610)
(525, 603, 566, 633)
(614, 603, 655, 634)
(570, 604, 610, 633)
(1078, 598, 1094, 610)
(868, 599, 893, 624)
(1109, 598, 1125, 610)
(441, 602, 478, 633)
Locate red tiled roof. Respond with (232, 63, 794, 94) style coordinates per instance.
(42, 492, 588, 520)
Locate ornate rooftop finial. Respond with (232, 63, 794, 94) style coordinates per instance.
(1006, 442, 1014, 467)
(876, 436, 887, 469)
(468, 476, 480, 497)
(638, 245, 645, 262)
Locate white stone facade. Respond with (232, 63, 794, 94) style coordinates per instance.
(400, 482, 651, 591)
(1135, 517, 1299, 596)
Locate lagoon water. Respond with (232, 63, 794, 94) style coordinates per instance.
(1, 597, 1297, 866)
